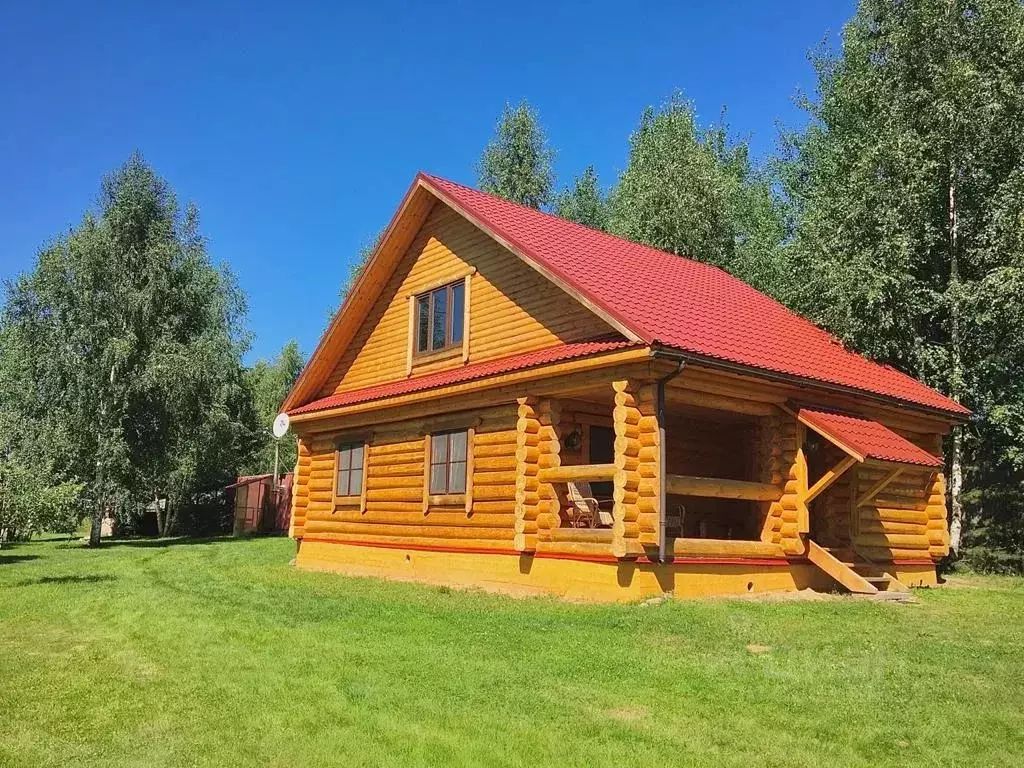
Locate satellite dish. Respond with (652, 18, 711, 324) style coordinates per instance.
(272, 412, 290, 439)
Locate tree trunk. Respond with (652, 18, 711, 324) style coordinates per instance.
(949, 426, 965, 555)
(946, 146, 965, 555)
(88, 457, 104, 547)
(154, 491, 165, 537)
(165, 497, 178, 537)
(88, 504, 103, 547)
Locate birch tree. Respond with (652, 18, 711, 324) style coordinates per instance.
(554, 166, 609, 230)
(478, 100, 555, 209)
(781, 0, 1024, 554)
(609, 93, 787, 291)
(1, 154, 256, 542)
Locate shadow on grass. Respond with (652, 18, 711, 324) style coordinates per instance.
(102, 534, 268, 549)
(0, 554, 42, 565)
(13, 574, 117, 587)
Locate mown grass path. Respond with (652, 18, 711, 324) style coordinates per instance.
(1, 536, 1022, 767)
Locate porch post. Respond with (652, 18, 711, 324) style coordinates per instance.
(513, 397, 540, 552)
(611, 380, 658, 559)
(760, 411, 808, 556)
(535, 399, 562, 542)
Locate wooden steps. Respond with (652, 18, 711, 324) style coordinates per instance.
(807, 541, 877, 594)
(807, 541, 914, 600)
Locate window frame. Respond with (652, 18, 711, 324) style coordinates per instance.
(422, 426, 475, 512)
(413, 280, 465, 358)
(333, 440, 367, 510)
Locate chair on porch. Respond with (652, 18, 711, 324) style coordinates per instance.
(565, 481, 614, 528)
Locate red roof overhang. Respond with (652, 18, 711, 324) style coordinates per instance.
(289, 339, 639, 417)
(798, 408, 943, 468)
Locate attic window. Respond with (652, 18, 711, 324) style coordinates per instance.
(415, 280, 464, 355)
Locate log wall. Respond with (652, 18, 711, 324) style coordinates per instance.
(851, 431, 948, 562)
(289, 438, 311, 538)
(319, 205, 613, 397)
(811, 442, 855, 550)
(805, 428, 948, 562)
(294, 404, 519, 551)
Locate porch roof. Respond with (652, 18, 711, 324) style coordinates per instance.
(798, 408, 943, 468)
(289, 339, 639, 416)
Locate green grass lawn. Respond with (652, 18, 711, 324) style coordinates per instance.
(1, 536, 1022, 767)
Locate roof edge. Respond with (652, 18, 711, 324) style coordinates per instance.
(289, 340, 648, 421)
(650, 344, 971, 422)
(280, 175, 432, 413)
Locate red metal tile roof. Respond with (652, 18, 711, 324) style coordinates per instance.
(798, 408, 943, 467)
(290, 339, 638, 416)
(421, 173, 968, 417)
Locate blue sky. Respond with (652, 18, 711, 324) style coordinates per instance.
(0, 1, 855, 363)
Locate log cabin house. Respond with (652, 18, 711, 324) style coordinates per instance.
(280, 172, 969, 601)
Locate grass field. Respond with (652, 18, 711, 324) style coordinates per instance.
(1, 536, 1022, 767)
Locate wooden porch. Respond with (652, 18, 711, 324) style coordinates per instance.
(511, 374, 941, 596)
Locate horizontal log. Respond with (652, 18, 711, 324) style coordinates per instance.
(364, 501, 424, 514)
(927, 529, 947, 545)
(473, 456, 516, 472)
(538, 463, 616, 483)
(857, 545, 937, 561)
(473, 470, 518, 486)
(371, 462, 423, 477)
(301, 524, 509, 540)
(860, 520, 928, 536)
(370, 441, 424, 457)
(466, 500, 515, 514)
(542, 527, 614, 544)
(473, 430, 520, 448)
(535, 540, 614, 557)
(874, 508, 929, 524)
(672, 538, 786, 558)
(366, 475, 421, 490)
(366, 488, 421, 503)
(303, 530, 516, 552)
(327, 510, 513, 528)
(856, 532, 931, 550)
(514, 519, 538, 535)
(666, 474, 782, 501)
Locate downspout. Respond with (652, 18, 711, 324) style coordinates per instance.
(655, 357, 687, 563)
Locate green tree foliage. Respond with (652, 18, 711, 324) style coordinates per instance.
(0, 153, 258, 542)
(780, 0, 1024, 554)
(244, 340, 305, 476)
(336, 230, 382, 311)
(0, 460, 83, 544)
(554, 166, 609, 230)
(478, 100, 555, 209)
(609, 93, 786, 290)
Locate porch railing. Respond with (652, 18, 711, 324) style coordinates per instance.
(538, 463, 616, 483)
(665, 474, 782, 502)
